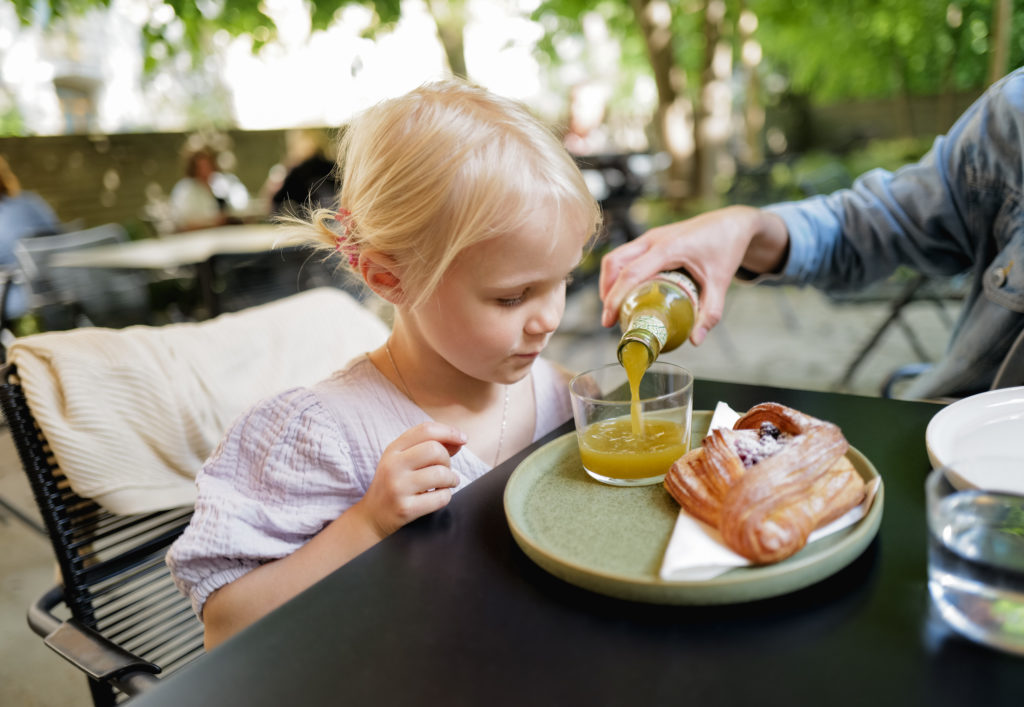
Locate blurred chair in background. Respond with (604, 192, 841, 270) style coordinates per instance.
(568, 152, 649, 295)
(207, 245, 359, 315)
(830, 269, 969, 395)
(12, 224, 152, 333)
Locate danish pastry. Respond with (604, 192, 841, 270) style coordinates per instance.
(664, 403, 866, 564)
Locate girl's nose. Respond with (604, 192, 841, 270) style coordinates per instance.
(525, 291, 564, 335)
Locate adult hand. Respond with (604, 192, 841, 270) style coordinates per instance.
(359, 422, 466, 538)
(599, 205, 786, 345)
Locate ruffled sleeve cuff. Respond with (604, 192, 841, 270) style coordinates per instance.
(188, 560, 262, 620)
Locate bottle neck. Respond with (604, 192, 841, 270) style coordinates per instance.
(617, 327, 661, 366)
(617, 271, 699, 357)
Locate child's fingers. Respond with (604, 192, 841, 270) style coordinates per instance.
(367, 464, 457, 527)
(395, 439, 461, 472)
(391, 422, 467, 457)
(404, 487, 454, 518)
(409, 464, 460, 494)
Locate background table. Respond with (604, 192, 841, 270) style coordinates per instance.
(131, 379, 1024, 707)
(50, 223, 307, 315)
(48, 224, 298, 270)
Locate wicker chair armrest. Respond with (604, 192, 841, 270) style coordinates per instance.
(28, 585, 162, 691)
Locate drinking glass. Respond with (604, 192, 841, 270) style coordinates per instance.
(926, 457, 1024, 655)
(568, 362, 693, 487)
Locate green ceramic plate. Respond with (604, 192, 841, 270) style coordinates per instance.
(503, 411, 884, 604)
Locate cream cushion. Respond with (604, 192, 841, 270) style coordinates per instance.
(8, 287, 390, 514)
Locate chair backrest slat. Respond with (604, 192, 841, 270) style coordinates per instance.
(0, 363, 203, 706)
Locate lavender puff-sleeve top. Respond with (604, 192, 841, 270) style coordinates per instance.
(166, 355, 572, 618)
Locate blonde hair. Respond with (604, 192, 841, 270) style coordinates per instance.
(0, 156, 21, 198)
(297, 79, 601, 309)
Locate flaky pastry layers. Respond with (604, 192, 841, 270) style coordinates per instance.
(664, 402, 866, 564)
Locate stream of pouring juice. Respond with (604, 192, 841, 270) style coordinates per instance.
(578, 341, 689, 481)
(623, 340, 648, 437)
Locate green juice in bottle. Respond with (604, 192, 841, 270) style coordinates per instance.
(617, 270, 700, 370)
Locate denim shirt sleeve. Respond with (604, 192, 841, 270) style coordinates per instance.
(764, 67, 1024, 295)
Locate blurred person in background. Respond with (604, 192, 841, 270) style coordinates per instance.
(562, 82, 610, 157)
(0, 155, 61, 320)
(169, 144, 251, 232)
(268, 128, 339, 217)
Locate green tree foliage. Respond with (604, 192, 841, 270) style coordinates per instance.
(12, 0, 403, 73)
(533, 0, 706, 109)
(11, 0, 110, 21)
(18, 0, 1021, 103)
(532, 0, 1022, 203)
(751, 0, 1022, 101)
(534, 0, 1022, 106)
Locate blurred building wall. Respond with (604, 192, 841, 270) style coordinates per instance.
(0, 129, 290, 234)
(0, 85, 988, 237)
(771, 88, 984, 154)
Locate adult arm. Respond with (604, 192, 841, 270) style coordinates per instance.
(600, 69, 1024, 343)
(768, 69, 1024, 292)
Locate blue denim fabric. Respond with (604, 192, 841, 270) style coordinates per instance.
(0, 192, 60, 319)
(765, 68, 1024, 399)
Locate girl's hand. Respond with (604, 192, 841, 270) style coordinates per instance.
(358, 422, 467, 538)
(202, 422, 466, 648)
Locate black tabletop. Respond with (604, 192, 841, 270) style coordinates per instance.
(132, 379, 1024, 707)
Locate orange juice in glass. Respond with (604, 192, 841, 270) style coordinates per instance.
(569, 362, 694, 486)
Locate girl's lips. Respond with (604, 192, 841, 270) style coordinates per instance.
(516, 351, 541, 359)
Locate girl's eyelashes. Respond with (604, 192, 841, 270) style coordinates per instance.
(497, 293, 526, 307)
(497, 274, 574, 307)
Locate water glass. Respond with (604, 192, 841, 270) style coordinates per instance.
(926, 459, 1024, 655)
(568, 362, 693, 487)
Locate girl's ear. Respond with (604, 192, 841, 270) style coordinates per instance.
(359, 250, 404, 304)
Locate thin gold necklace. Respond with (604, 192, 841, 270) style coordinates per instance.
(385, 339, 510, 466)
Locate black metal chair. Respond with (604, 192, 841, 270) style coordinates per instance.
(207, 244, 357, 315)
(0, 362, 203, 705)
(830, 270, 969, 393)
(0, 287, 391, 704)
(12, 223, 152, 331)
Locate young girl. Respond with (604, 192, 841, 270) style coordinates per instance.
(167, 80, 601, 649)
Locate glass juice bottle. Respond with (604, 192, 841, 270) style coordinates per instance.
(617, 270, 700, 369)
(574, 272, 698, 485)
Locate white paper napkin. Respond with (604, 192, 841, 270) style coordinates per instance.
(659, 402, 880, 581)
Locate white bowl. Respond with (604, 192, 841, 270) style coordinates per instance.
(925, 386, 1024, 494)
